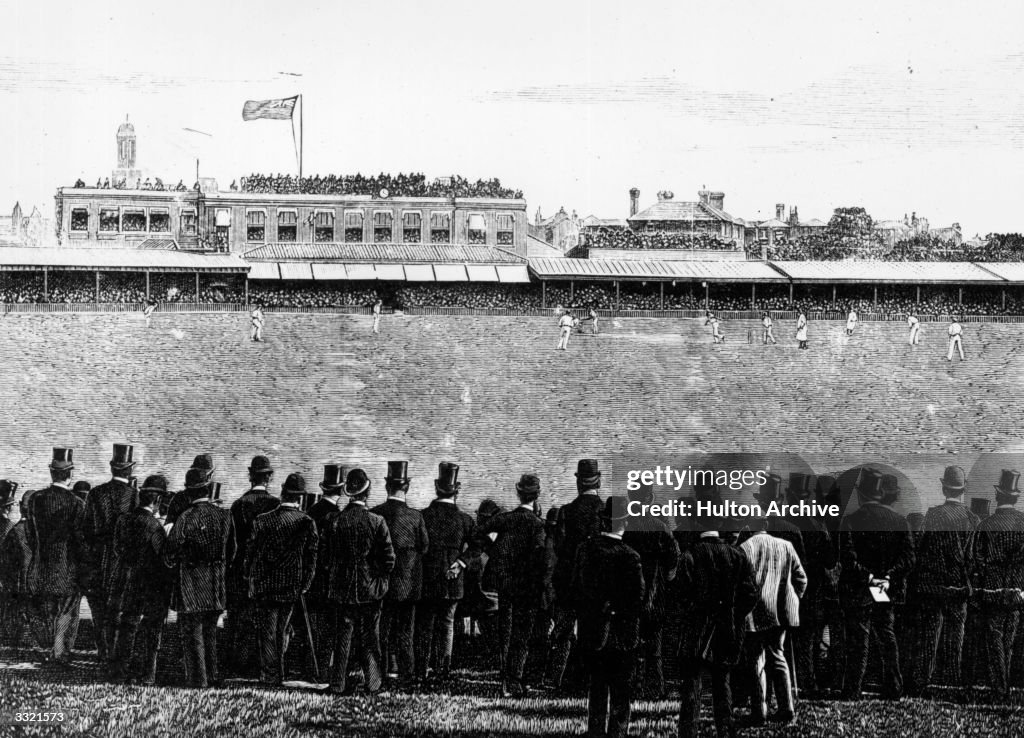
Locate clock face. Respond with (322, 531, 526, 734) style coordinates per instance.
(379, 188, 389, 199)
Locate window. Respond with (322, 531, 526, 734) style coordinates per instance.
(314, 211, 335, 242)
(496, 213, 514, 245)
(468, 213, 486, 244)
(99, 208, 119, 232)
(122, 209, 146, 232)
(181, 209, 197, 236)
(403, 211, 422, 243)
(430, 212, 451, 243)
(373, 210, 394, 243)
(277, 209, 297, 242)
(149, 209, 170, 233)
(71, 208, 89, 231)
(246, 210, 266, 242)
(344, 211, 364, 243)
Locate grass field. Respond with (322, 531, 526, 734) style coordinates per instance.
(3, 310, 1024, 736)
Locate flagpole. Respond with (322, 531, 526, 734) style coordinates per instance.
(299, 94, 303, 182)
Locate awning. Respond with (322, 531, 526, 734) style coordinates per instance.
(404, 264, 435, 281)
(0, 246, 249, 273)
(528, 258, 787, 282)
(247, 262, 280, 280)
(468, 214, 486, 230)
(466, 265, 498, 282)
(345, 263, 376, 280)
(771, 260, 1002, 284)
(215, 210, 231, 227)
(279, 262, 313, 280)
(434, 264, 468, 282)
(311, 263, 348, 280)
(374, 264, 405, 281)
(496, 264, 531, 283)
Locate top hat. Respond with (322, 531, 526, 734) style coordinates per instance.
(575, 459, 601, 485)
(995, 469, 1021, 496)
(0, 480, 18, 507)
(320, 464, 347, 492)
(786, 472, 813, 500)
(345, 468, 371, 497)
(110, 443, 135, 468)
(855, 467, 885, 503)
(603, 495, 631, 522)
(49, 447, 74, 471)
(435, 462, 461, 495)
(282, 472, 306, 494)
(517, 474, 541, 497)
(814, 475, 839, 503)
(185, 468, 210, 489)
(190, 454, 215, 473)
(385, 461, 410, 483)
(248, 455, 273, 474)
(940, 465, 966, 493)
(755, 473, 782, 504)
(971, 498, 992, 518)
(140, 475, 168, 493)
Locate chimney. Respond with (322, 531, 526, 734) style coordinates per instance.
(629, 188, 640, 217)
(789, 206, 799, 226)
(656, 190, 674, 201)
(776, 203, 785, 221)
(709, 192, 725, 210)
(698, 190, 710, 205)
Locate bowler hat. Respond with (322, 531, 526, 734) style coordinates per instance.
(72, 481, 91, 500)
(994, 469, 1020, 496)
(603, 495, 631, 521)
(787, 472, 813, 500)
(190, 454, 215, 473)
(940, 465, 966, 492)
(111, 443, 135, 468)
(0, 480, 18, 508)
(971, 498, 991, 518)
(140, 475, 168, 493)
(282, 472, 306, 494)
(855, 467, 885, 503)
(185, 468, 210, 489)
(435, 462, 461, 495)
(755, 473, 782, 504)
(320, 464, 347, 492)
(477, 499, 501, 518)
(575, 459, 601, 485)
(49, 447, 74, 471)
(385, 461, 410, 482)
(516, 474, 541, 496)
(249, 455, 273, 474)
(345, 468, 371, 497)
(546, 506, 560, 526)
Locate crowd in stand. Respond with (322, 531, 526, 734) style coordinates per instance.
(3, 447, 1023, 736)
(74, 178, 190, 192)
(581, 228, 736, 251)
(745, 233, 1024, 263)
(239, 173, 523, 199)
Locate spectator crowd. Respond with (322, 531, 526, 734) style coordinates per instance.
(581, 228, 736, 251)
(239, 173, 523, 199)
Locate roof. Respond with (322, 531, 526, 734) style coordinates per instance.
(242, 242, 524, 264)
(699, 203, 744, 226)
(249, 262, 530, 283)
(799, 219, 827, 227)
(581, 216, 629, 228)
(770, 260, 1001, 284)
(528, 258, 788, 282)
(757, 218, 790, 229)
(525, 235, 565, 258)
(972, 263, 1024, 282)
(0, 247, 248, 273)
(628, 201, 718, 223)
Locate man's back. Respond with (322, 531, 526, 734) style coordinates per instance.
(975, 506, 1024, 590)
(914, 501, 977, 593)
(247, 506, 318, 602)
(324, 503, 395, 604)
(741, 531, 807, 631)
(370, 498, 428, 601)
(571, 535, 644, 652)
(839, 503, 915, 604)
(554, 494, 603, 592)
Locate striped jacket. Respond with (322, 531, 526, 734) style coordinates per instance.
(974, 506, 1024, 591)
(912, 500, 978, 598)
(741, 530, 807, 631)
(27, 485, 88, 597)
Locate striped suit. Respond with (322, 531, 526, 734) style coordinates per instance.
(974, 505, 1024, 696)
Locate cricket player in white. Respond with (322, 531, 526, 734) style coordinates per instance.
(557, 312, 574, 350)
(761, 312, 777, 344)
(704, 311, 724, 343)
(372, 299, 382, 334)
(796, 310, 808, 349)
(846, 309, 858, 336)
(250, 305, 265, 342)
(947, 318, 964, 361)
(908, 313, 921, 345)
(142, 300, 156, 328)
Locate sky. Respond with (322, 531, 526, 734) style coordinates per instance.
(1, 0, 1022, 236)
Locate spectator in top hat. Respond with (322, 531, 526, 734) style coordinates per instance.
(322, 468, 395, 695)
(572, 496, 644, 738)
(416, 462, 476, 685)
(905, 465, 978, 696)
(622, 482, 679, 699)
(974, 469, 1024, 698)
(0, 488, 48, 657)
(546, 459, 604, 691)
(838, 467, 915, 700)
(476, 473, 548, 696)
(83, 442, 139, 664)
(164, 454, 216, 526)
(245, 474, 319, 686)
(226, 454, 280, 676)
(27, 448, 87, 665)
(107, 475, 172, 684)
(676, 502, 758, 738)
(164, 469, 234, 688)
(783, 472, 836, 696)
(0, 480, 17, 540)
(306, 464, 348, 682)
(371, 461, 429, 690)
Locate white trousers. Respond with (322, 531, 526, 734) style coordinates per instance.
(947, 335, 963, 360)
(557, 327, 571, 350)
(909, 325, 920, 344)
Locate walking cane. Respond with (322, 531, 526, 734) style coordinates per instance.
(298, 594, 320, 682)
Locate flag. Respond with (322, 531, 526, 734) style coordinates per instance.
(242, 96, 298, 121)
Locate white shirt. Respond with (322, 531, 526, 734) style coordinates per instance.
(558, 315, 573, 329)
(848, 311, 857, 322)
(908, 315, 919, 327)
(762, 317, 772, 328)
(601, 532, 623, 540)
(949, 322, 962, 337)
(321, 495, 341, 507)
(436, 497, 457, 505)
